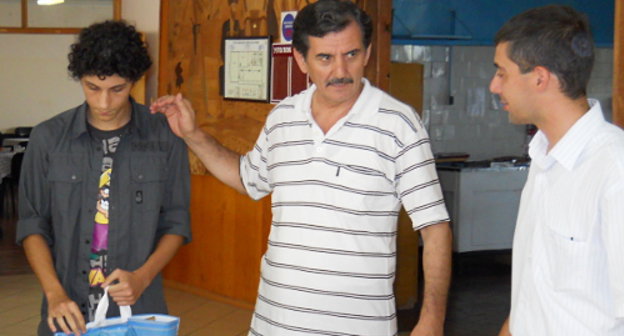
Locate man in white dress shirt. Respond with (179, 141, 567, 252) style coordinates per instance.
(491, 5, 624, 336)
(151, 1, 452, 335)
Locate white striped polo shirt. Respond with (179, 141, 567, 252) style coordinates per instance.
(240, 79, 449, 336)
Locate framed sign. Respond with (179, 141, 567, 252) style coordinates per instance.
(271, 43, 309, 103)
(223, 36, 271, 102)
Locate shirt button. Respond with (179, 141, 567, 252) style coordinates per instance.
(71, 175, 77, 180)
(138, 174, 143, 180)
(82, 270, 87, 275)
(85, 239, 90, 244)
(316, 147, 322, 153)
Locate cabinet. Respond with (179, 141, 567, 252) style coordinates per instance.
(437, 167, 528, 253)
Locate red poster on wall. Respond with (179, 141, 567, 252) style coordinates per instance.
(271, 43, 309, 103)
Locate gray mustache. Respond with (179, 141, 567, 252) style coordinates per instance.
(326, 78, 354, 86)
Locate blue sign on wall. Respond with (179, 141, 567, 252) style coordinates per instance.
(392, 0, 614, 47)
(282, 13, 295, 42)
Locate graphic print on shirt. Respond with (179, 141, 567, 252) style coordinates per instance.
(88, 135, 120, 321)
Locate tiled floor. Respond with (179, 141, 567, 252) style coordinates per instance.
(0, 273, 256, 336)
(0, 215, 256, 336)
(0, 215, 510, 335)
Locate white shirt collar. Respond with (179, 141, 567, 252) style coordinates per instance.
(529, 99, 604, 171)
(296, 78, 376, 119)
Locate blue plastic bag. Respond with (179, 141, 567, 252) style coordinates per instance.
(128, 314, 179, 336)
(54, 287, 179, 336)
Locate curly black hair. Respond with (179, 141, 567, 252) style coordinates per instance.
(68, 20, 152, 82)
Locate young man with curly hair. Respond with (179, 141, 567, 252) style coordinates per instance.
(16, 21, 191, 336)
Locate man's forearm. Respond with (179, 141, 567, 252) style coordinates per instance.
(184, 129, 246, 194)
(133, 234, 185, 287)
(418, 223, 452, 327)
(23, 234, 67, 300)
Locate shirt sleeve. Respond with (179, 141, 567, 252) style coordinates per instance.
(240, 125, 272, 200)
(157, 130, 192, 243)
(16, 125, 53, 245)
(602, 179, 624, 317)
(394, 112, 449, 231)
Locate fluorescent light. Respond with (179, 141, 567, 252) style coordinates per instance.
(37, 0, 65, 5)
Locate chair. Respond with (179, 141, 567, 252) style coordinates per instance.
(2, 152, 24, 219)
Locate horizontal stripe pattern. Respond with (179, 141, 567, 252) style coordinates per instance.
(263, 257, 395, 279)
(271, 221, 397, 237)
(241, 80, 448, 335)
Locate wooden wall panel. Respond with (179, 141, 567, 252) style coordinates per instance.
(357, 0, 391, 91)
(162, 174, 272, 306)
(158, 0, 313, 170)
(158, 0, 390, 167)
(389, 62, 424, 114)
(614, 0, 623, 127)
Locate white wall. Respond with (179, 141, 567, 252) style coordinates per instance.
(391, 45, 614, 161)
(0, 0, 161, 133)
(122, 0, 160, 103)
(0, 34, 83, 132)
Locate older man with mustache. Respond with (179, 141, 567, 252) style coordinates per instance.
(152, 1, 452, 335)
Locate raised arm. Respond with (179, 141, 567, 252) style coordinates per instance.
(150, 94, 246, 193)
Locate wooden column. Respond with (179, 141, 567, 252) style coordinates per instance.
(614, 0, 624, 127)
(358, 0, 391, 91)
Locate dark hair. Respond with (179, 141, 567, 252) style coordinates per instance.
(494, 5, 594, 99)
(68, 20, 152, 82)
(293, 0, 373, 57)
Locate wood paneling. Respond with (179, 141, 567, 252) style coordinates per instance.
(614, 0, 623, 127)
(162, 174, 272, 305)
(130, 76, 146, 104)
(358, 0, 391, 91)
(388, 62, 423, 309)
(158, 0, 390, 165)
(389, 62, 424, 115)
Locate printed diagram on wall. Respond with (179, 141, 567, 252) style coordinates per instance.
(223, 36, 271, 102)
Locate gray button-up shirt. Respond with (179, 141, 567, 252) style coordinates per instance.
(16, 98, 191, 326)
